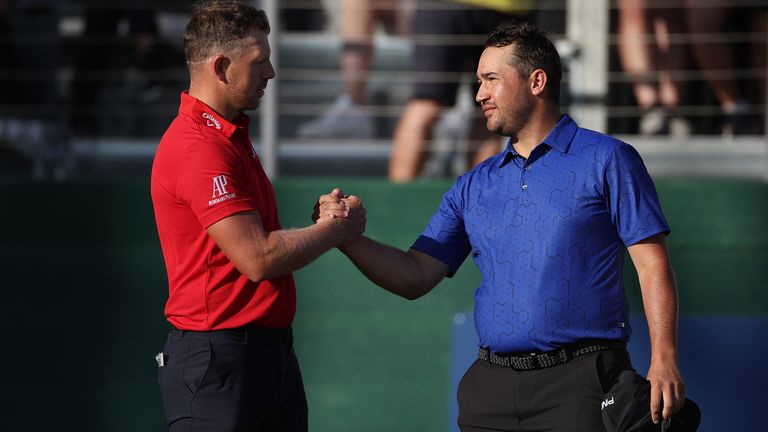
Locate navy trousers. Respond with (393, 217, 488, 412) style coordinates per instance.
(158, 326, 307, 432)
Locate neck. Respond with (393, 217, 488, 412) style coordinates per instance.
(189, 80, 239, 121)
(512, 105, 561, 158)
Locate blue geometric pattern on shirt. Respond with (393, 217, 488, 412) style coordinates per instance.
(412, 115, 670, 352)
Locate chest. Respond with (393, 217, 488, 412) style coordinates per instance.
(234, 138, 281, 229)
(464, 151, 608, 248)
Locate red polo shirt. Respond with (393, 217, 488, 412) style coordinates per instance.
(151, 92, 295, 330)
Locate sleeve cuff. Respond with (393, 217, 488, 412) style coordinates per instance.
(411, 235, 465, 277)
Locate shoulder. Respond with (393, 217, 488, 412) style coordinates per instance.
(166, 117, 237, 156)
(573, 125, 624, 151)
(570, 125, 635, 165)
(452, 153, 499, 191)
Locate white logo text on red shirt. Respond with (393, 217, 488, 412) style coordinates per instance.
(209, 175, 236, 205)
(202, 112, 221, 129)
(212, 175, 229, 198)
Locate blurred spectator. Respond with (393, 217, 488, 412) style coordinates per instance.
(0, 0, 13, 167)
(281, 0, 326, 32)
(0, 1, 13, 109)
(389, 0, 534, 182)
(0, 0, 64, 178)
(1, 0, 58, 113)
(685, 0, 767, 136)
(297, 0, 412, 139)
(617, 0, 690, 136)
(69, 0, 185, 137)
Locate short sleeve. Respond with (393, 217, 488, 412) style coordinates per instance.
(603, 143, 670, 246)
(411, 178, 472, 276)
(178, 139, 257, 229)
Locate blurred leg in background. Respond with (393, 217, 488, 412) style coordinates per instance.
(389, 0, 533, 182)
(618, 0, 690, 136)
(685, 0, 767, 136)
(297, 0, 411, 140)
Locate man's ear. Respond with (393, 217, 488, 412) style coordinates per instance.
(530, 69, 548, 97)
(212, 55, 230, 83)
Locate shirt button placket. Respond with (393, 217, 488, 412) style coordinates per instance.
(522, 163, 530, 191)
(521, 164, 529, 204)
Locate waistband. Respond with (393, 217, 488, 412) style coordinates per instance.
(171, 324, 292, 344)
(478, 339, 626, 371)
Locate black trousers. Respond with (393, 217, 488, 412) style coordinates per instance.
(158, 326, 307, 432)
(458, 348, 634, 432)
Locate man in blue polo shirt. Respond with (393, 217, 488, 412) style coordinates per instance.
(319, 21, 686, 431)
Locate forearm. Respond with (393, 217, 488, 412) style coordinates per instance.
(633, 238, 686, 420)
(637, 254, 679, 362)
(256, 220, 347, 281)
(338, 236, 432, 300)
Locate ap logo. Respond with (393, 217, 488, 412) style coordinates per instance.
(212, 175, 229, 199)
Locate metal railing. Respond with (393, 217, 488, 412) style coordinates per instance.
(0, 0, 765, 179)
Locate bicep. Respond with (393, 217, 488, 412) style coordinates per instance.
(627, 233, 671, 275)
(408, 248, 450, 292)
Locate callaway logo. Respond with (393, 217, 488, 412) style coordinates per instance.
(202, 112, 221, 129)
(601, 397, 614, 410)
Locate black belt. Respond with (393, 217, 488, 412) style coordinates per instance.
(478, 339, 626, 371)
(172, 325, 292, 344)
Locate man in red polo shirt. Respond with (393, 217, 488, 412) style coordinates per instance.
(151, 2, 365, 431)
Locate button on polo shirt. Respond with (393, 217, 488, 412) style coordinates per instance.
(412, 115, 670, 353)
(152, 92, 296, 331)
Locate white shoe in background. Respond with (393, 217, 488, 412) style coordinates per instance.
(297, 95, 374, 139)
(639, 107, 691, 137)
(639, 106, 667, 135)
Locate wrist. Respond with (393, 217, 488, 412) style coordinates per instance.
(650, 346, 678, 365)
(338, 235, 365, 253)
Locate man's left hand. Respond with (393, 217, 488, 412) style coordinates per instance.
(647, 359, 685, 424)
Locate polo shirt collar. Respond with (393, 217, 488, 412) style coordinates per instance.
(179, 91, 249, 138)
(499, 114, 578, 167)
(543, 114, 578, 154)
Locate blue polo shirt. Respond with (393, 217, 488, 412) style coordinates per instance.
(412, 115, 670, 353)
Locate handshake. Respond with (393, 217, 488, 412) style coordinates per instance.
(311, 188, 367, 247)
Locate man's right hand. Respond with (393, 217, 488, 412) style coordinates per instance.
(312, 189, 449, 300)
(312, 188, 346, 221)
(313, 188, 366, 245)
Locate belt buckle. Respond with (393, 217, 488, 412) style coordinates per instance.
(560, 347, 572, 364)
(513, 353, 535, 370)
(528, 352, 540, 370)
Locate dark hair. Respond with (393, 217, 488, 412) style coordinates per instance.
(485, 21, 562, 104)
(184, 0, 270, 65)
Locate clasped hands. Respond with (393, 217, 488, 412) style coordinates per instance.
(312, 188, 366, 245)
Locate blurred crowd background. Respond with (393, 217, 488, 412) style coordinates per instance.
(0, 0, 765, 180)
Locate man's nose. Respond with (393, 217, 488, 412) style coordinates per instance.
(265, 61, 276, 80)
(475, 85, 487, 104)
